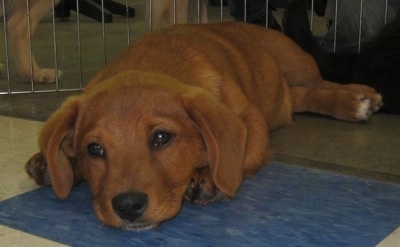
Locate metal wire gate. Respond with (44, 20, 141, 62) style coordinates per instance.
(0, 0, 394, 95)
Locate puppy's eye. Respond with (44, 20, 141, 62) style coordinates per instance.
(87, 143, 105, 157)
(151, 131, 173, 149)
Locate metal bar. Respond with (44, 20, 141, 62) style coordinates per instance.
(101, 0, 107, 64)
(25, 0, 35, 91)
(357, 0, 363, 53)
(333, 0, 338, 53)
(310, 0, 314, 31)
(384, 0, 389, 24)
(266, 0, 268, 27)
(148, 0, 153, 31)
(2, 0, 11, 94)
(197, 0, 201, 23)
(243, 0, 247, 22)
(51, 0, 60, 91)
(76, 0, 84, 89)
(0, 88, 82, 95)
(125, 0, 131, 45)
(220, 0, 223, 22)
(173, 0, 177, 24)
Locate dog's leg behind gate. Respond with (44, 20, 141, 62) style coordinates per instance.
(187, 0, 208, 24)
(7, 0, 62, 83)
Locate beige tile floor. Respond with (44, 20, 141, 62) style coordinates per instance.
(0, 116, 65, 246)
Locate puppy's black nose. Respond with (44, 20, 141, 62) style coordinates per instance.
(112, 191, 148, 222)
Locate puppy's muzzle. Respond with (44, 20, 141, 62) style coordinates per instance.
(112, 191, 148, 222)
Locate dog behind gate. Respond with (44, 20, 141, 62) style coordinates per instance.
(146, 0, 208, 30)
(0, 0, 61, 83)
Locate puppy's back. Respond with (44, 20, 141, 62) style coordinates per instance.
(88, 22, 296, 128)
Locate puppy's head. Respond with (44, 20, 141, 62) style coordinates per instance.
(38, 71, 247, 230)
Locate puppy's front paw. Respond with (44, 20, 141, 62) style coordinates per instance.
(184, 166, 227, 204)
(25, 152, 52, 187)
(32, 68, 62, 84)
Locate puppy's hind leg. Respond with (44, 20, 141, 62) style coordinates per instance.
(290, 86, 382, 122)
(320, 81, 383, 112)
(281, 48, 382, 120)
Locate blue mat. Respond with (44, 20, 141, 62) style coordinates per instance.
(0, 162, 399, 247)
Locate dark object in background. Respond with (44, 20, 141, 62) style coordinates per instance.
(283, 0, 400, 114)
(210, 0, 228, 6)
(55, 0, 135, 23)
(312, 0, 327, 16)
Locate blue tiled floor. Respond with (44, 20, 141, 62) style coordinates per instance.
(0, 162, 399, 247)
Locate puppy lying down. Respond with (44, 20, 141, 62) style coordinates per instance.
(25, 22, 382, 231)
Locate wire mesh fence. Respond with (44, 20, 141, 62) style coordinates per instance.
(0, 0, 394, 95)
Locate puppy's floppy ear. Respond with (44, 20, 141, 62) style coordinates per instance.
(182, 92, 247, 198)
(38, 96, 81, 200)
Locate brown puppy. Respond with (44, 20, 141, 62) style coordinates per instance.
(25, 22, 382, 230)
(0, 0, 61, 83)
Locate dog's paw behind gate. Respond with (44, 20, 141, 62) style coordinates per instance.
(31, 68, 63, 84)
